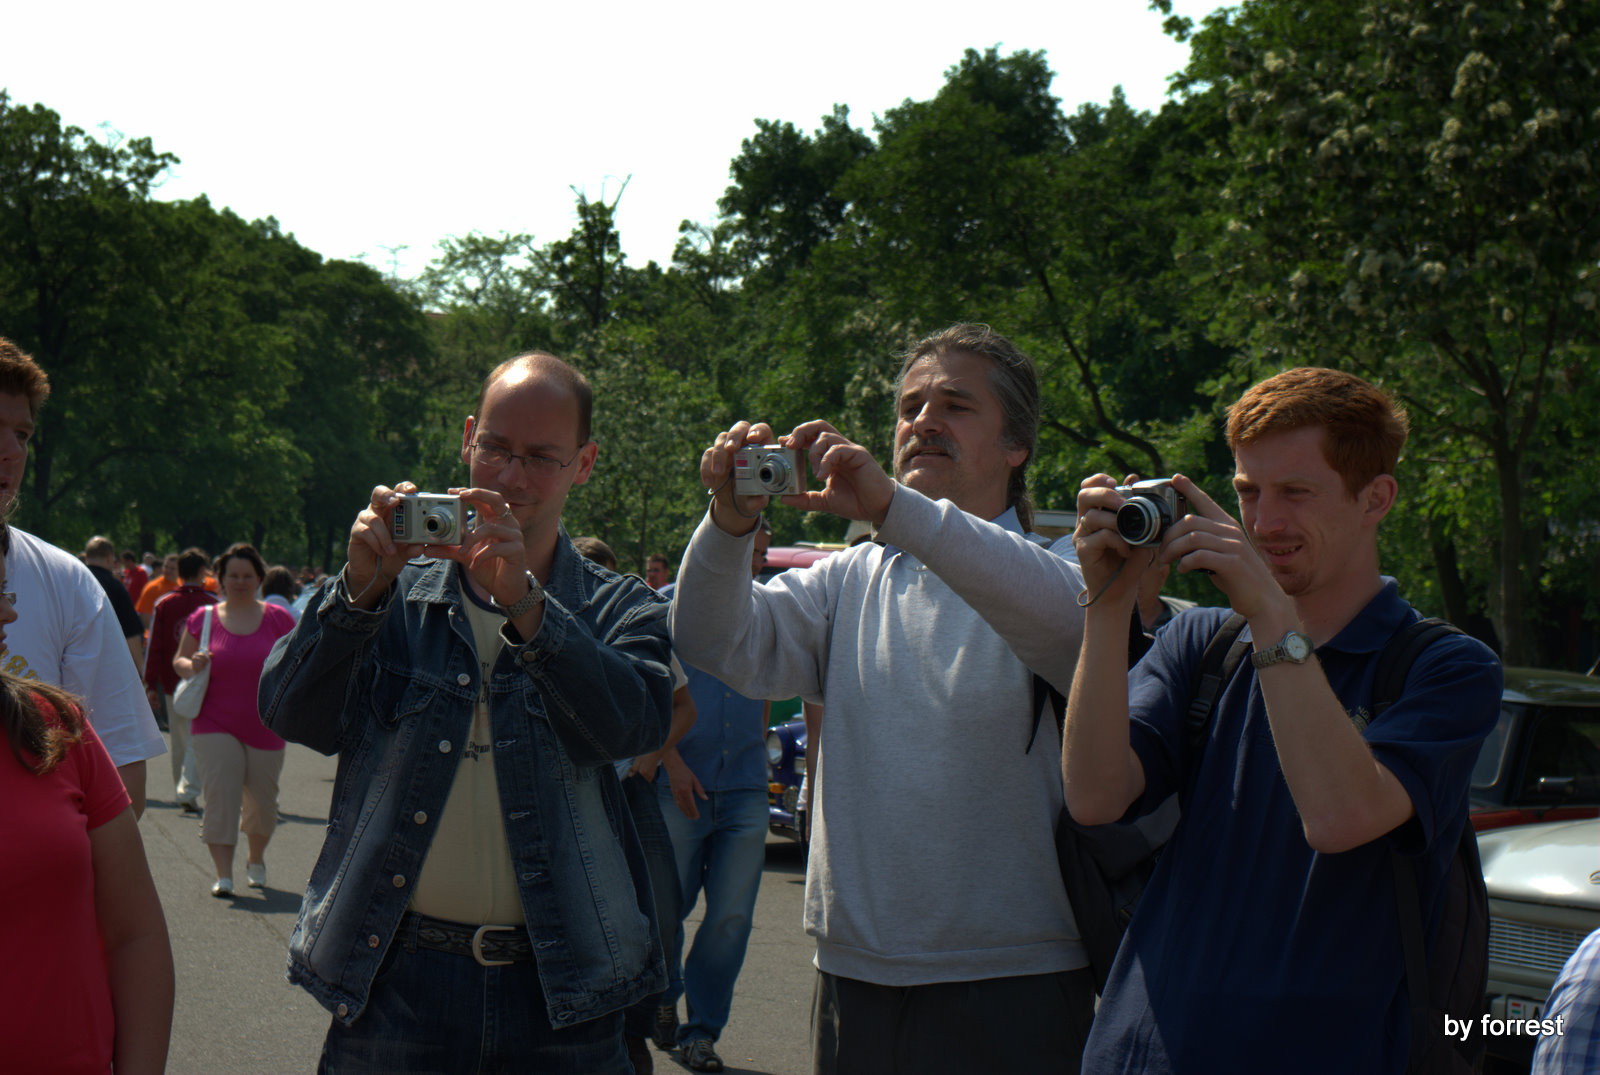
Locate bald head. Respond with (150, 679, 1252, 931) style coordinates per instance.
(474, 352, 594, 445)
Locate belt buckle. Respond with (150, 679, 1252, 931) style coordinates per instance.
(471, 924, 516, 967)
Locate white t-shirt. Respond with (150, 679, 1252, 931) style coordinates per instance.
(3, 527, 165, 766)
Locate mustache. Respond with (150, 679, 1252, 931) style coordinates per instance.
(896, 434, 960, 473)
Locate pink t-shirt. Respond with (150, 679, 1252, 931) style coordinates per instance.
(186, 603, 295, 750)
(0, 709, 130, 1074)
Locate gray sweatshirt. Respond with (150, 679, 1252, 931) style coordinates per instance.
(671, 487, 1088, 986)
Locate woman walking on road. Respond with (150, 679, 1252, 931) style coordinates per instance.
(174, 542, 296, 897)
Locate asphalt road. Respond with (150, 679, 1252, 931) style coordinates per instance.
(140, 736, 815, 1075)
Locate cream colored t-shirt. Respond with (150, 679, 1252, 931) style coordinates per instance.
(408, 593, 524, 925)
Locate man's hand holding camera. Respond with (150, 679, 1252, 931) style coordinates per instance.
(702, 419, 896, 535)
(347, 483, 544, 634)
(1156, 477, 1295, 627)
(346, 482, 428, 610)
(1075, 473, 1295, 627)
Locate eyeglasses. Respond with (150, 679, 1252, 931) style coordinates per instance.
(471, 440, 585, 475)
(0, 590, 14, 606)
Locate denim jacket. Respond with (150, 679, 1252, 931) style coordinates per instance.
(258, 532, 673, 1028)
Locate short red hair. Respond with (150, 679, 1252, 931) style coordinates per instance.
(1226, 367, 1409, 496)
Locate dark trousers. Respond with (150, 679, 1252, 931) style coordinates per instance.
(317, 937, 628, 1074)
(621, 771, 681, 1039)
(812, 967, 1095, 1075)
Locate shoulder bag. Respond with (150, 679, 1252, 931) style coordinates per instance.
(170, 606, 214, 719)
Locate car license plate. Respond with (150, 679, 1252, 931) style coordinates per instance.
(1506, 996, 1543, 1021)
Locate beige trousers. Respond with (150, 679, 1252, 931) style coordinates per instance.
(191, 732, 285, 846)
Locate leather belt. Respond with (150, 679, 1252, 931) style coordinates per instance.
(403, 912, 533, 967)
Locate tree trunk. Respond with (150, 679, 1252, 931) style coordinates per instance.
(28, 433, 54, 532)
(1493, 440, 1528, 665)
(1428, 518, 1470, 629)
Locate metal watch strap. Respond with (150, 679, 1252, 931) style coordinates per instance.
(1251, 629, 1314, 669)
(497, 571, 545, 618)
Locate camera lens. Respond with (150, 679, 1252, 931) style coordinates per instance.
(423, 507, 456, 539)
(1116, 497, 1170, 547)
(757, 455, 791, 492)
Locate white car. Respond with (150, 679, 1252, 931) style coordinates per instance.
(1477, 817, 1600, 1067)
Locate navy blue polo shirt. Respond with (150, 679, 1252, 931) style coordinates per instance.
(1083, 580, 1501, 1075)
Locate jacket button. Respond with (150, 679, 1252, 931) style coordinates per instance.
(456, 672, 471, 686)
(413, 811, 428, 824)
(368, 935, 380, 949)
(336, 1003, 349, 1017)
(392, 874, 406, 888)
(439, 740, 452, 753)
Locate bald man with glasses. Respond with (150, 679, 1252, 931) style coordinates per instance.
(261, 350, 673, 1074)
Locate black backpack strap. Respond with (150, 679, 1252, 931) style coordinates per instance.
(1372, 618, 1463, 720)
(1029, 608, 1250, 761)
(1367, 616, 1466, 1074)
(1185, 612, 1250, 757)
(1024, 600, 1194, 755)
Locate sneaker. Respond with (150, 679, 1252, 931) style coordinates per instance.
(683, 1038, 723, 1072)
(246, 862, 267, 889)
(650, 1005, 679, 1051)
(211, 878, 234, 898)
(178, 799, 202, 815)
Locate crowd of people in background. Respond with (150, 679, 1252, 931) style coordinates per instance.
(81, 538, 331, 871)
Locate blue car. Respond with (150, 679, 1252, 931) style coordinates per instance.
(766, 717, 808, 855)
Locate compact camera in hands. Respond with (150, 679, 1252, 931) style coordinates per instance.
(1114, 479, 1187, 547)
(733, 445, 805, 497)
(391, 493, 471, 546)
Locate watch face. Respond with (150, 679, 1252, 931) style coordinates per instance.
(1285, 632, 1313, 661)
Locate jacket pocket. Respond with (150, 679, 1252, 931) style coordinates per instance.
(367, 663, 439, 730)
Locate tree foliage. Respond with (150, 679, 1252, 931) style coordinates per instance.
(5, 7, 1598, 664)
(1175, 0, 1600, 661)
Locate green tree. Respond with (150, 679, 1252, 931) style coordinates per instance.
(709, 49, 1236, 535)
(0, 93, 440, 565)
(1175, 0, 1600, 662)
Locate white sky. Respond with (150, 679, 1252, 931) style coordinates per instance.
(8, 1, 1218, 281)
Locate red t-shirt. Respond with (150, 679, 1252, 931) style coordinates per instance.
(186, 603, 295, 750)
(0, 706, 131, 1074)
(121, 564, 148, 605)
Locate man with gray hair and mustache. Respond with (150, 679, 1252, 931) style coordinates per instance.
(672, 324, 1093, 1073)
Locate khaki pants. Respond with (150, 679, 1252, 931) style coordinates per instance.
(191, 732, 285, 846)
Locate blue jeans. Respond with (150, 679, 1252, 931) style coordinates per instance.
(657, 785, 769, 1044)
(317, 928, 629, 1074)
(621, 772, 681, 1038)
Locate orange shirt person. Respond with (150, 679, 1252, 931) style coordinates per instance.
(134, 555, 181, 630)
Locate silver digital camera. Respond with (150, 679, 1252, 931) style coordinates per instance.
(1114, 479, 1187, 547)
(391, 493, 469, 546)
(733, 445, 805, 497)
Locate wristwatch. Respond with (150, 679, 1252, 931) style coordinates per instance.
(495, 571, 546, 619)
(1251, 629, 1316, 669)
